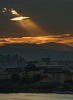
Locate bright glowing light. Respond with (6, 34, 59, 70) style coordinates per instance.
(2, 8, 7, 13)
(4, 8, 7, 11)
(1, 8, 29, 21)
(2, 10, 5, 13)
(11, 9, 18, 15)
(10, 8, 45, 36)
(11, 16, 29, 21)
(10, 8, 29, 21)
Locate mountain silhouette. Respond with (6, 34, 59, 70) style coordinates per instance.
(0, 0, 73, 60)
(0, 42, 73, 60)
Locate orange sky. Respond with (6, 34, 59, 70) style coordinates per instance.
(0, 34, 73, 46)
(0, 8, 73, 47)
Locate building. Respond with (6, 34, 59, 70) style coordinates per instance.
(24, 63, 44, 78)
(0, 64, 73, 83)
(0, 68, 24, 79)
(43, 67, 72, 83)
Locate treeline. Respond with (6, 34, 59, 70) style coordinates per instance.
(0, 73, 73, 93)
(0, 78, 73, 93)
(0, 54, 73, 68)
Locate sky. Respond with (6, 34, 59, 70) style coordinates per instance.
(0, 0, 73, 46)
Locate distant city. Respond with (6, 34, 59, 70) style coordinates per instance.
(0, 54, 73, 82)
(0, 54, 73, 93)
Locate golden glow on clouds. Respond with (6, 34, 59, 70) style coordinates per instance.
(0, 8, 73, 46)
(0, 34, 73, 46)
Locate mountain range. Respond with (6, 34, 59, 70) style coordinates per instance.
(0, 42, 73, 60)
(0, 0, 73, 60)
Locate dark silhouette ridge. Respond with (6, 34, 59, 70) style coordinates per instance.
(0, 42, 73, 60)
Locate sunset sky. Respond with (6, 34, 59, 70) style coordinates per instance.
(0, 0, 73, 46)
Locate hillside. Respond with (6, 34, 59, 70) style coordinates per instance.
(0, 42, 73, 60)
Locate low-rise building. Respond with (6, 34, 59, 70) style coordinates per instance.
(0, 64, 73, 83)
